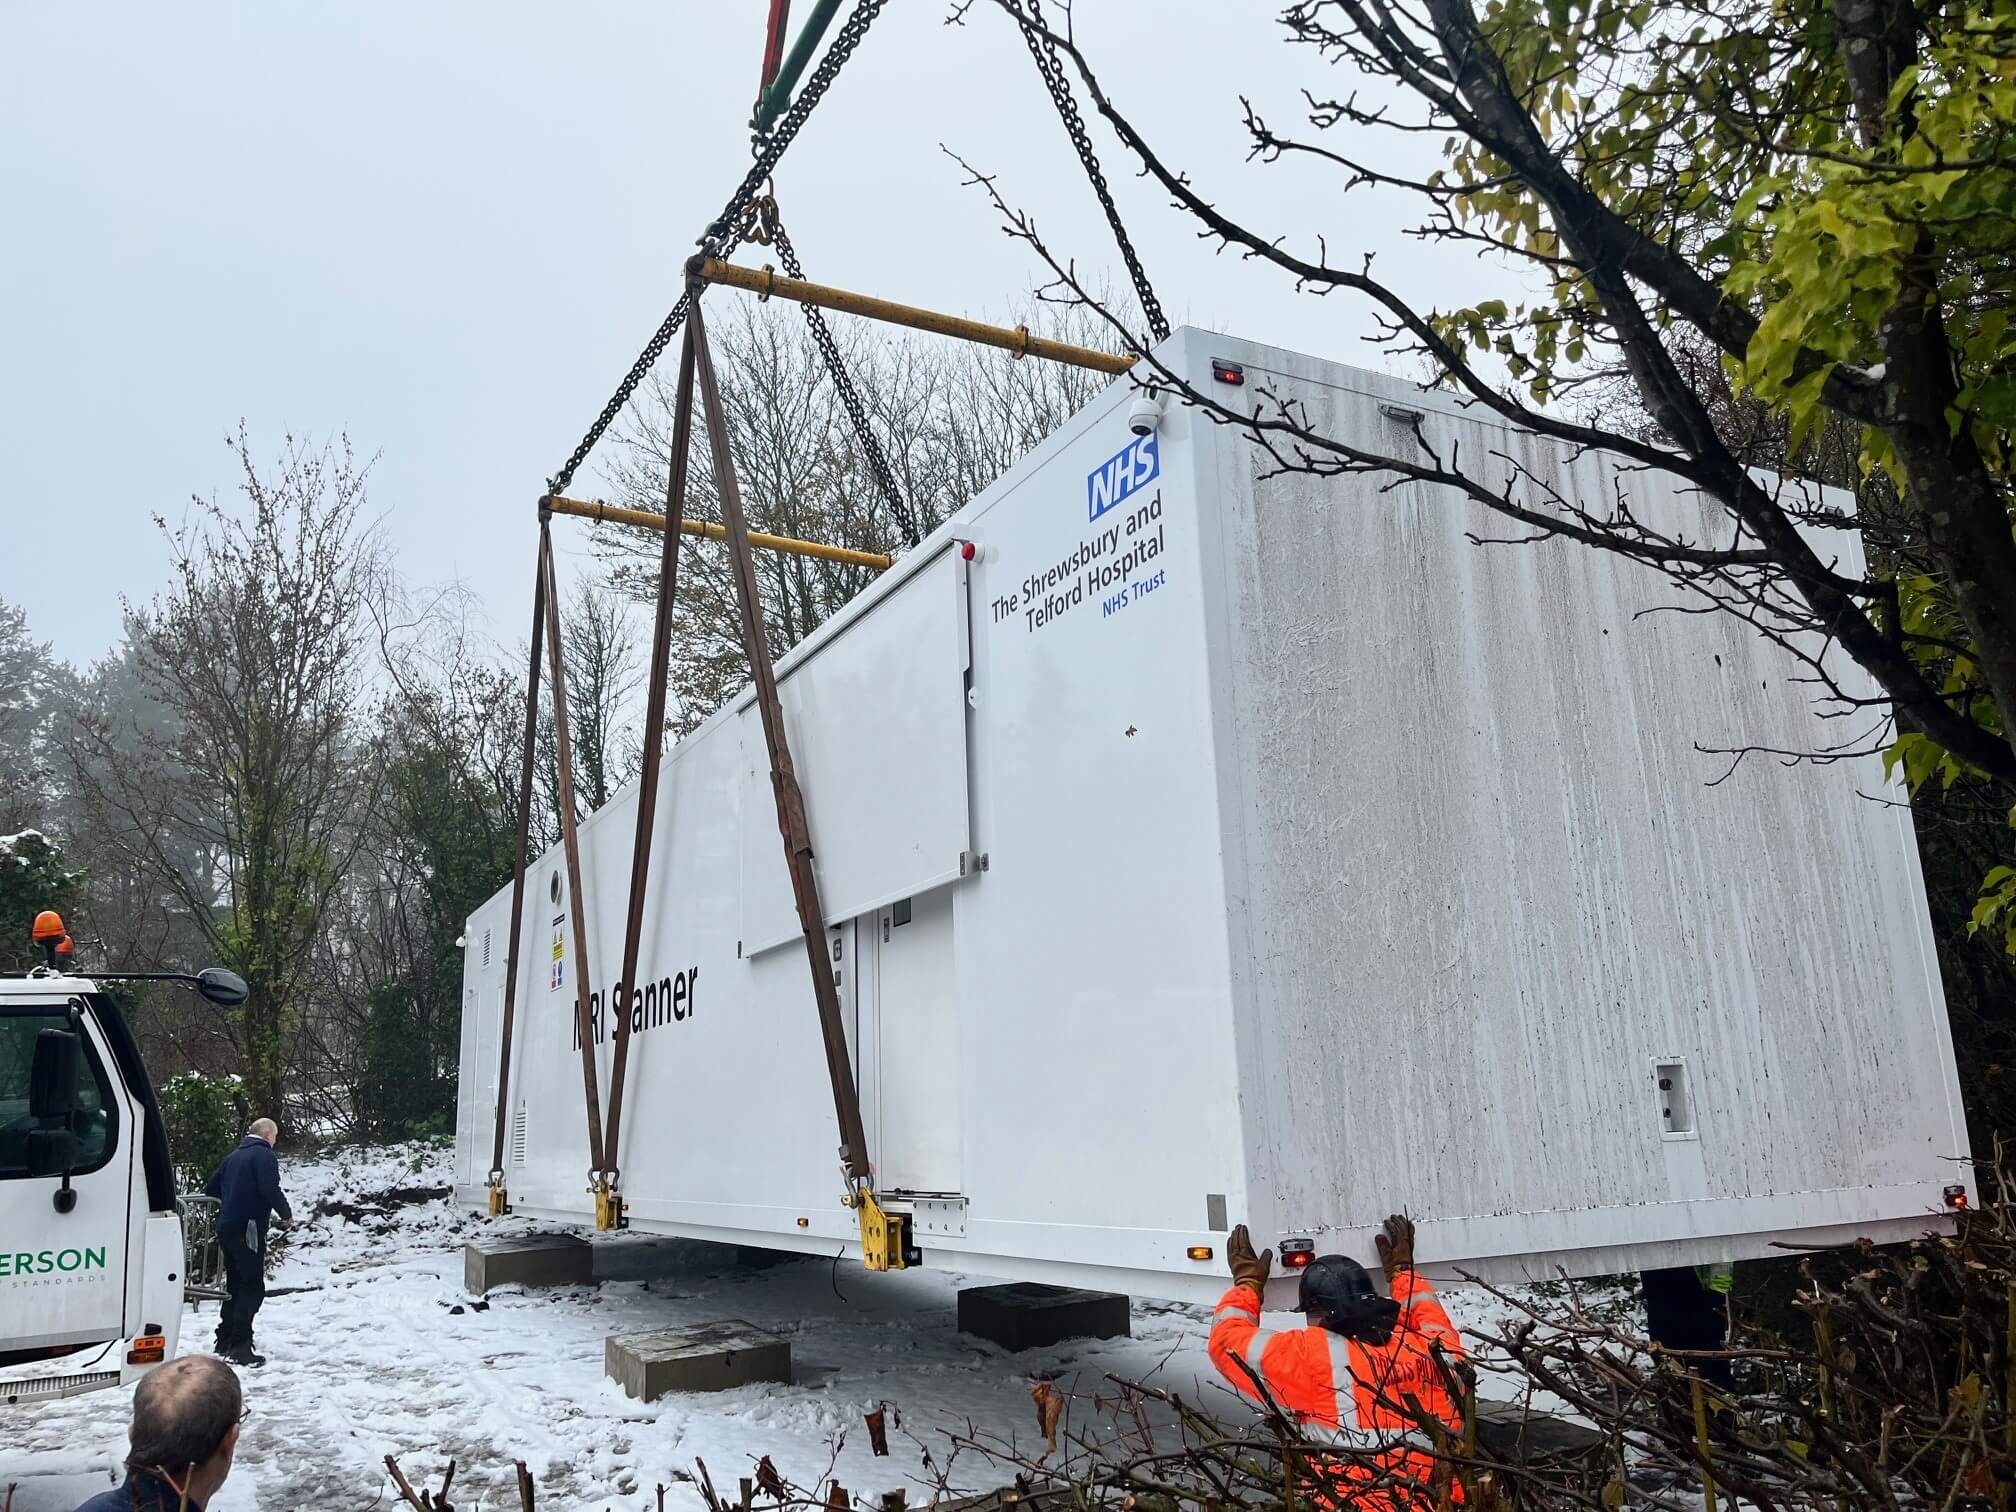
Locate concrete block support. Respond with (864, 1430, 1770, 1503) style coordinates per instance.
(463, 1233, 593, 1295)
(957, 1283, 1131, 1351)
(605, 1320, 793, 1400)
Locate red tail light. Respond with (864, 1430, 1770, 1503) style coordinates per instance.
(1945, 1184, 1970, 1210)
(1281, 1238, 1315, 1269)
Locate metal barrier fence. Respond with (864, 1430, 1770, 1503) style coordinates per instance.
(176, 1194, 228, 1300)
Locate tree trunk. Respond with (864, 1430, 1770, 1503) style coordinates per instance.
(242, 982, 287, 1129)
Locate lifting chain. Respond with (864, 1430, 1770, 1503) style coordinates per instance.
(1002, 0, 1171, 345)
(738, 193, 783, 249)
(545, 0, 889, 498)
(769, 207, 922, 550)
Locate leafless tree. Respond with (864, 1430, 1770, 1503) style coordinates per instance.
(285, 577, 530, 1136)
(49, 634, 226, 1073)
(557, 576, 643, 815)
(64, 428, 383, 1125)
(0, 597, 64, 834)
(596, 297, 1111, 730)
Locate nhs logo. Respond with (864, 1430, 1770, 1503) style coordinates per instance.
(1086, 432, 1159, 523)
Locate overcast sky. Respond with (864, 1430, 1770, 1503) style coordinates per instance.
(3, 3, 1483, 664)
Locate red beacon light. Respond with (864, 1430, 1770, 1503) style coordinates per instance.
(1280, 1237, 1316, 1270)
(1211, 358, 1246, 386)
(1945, 1184, 1970, 1211)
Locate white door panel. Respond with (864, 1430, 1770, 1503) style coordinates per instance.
(874, 888, 961, 1194)
(0, 1004, 136, 1349)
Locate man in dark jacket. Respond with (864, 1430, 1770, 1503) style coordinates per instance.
(204, 1117, 292, 1367)
(72, 1353, 243, 1511)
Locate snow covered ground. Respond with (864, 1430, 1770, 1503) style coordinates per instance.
(3, 1142, 1589, 1511)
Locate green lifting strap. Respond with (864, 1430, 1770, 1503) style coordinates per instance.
(753, 0, 843, 133)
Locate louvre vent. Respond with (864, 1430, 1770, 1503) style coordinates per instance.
(482, 929, 492, 968)
(510, 1100, 528, 1165)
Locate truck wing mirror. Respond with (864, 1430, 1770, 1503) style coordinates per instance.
(26, 1127, 81, 1179)
(195, 968, 249, 1008)
(29, 1028, 82, 1121)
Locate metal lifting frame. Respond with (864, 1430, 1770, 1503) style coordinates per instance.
(489, 484, 883, 1220)
(483, 545, 548, 1213)
(687, 289, 878, 1189)
(690, 257, 1136, 375)
(487, 284, 908, 1266)
(542, 495, 893, 571)
(486, 523, 611, 1218)
(542, 525, 613, 1218)
(486, 247, 1129, 1243)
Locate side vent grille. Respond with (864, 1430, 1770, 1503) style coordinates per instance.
(510, 1100, 529, 1165)
(482, 929, 493, 968)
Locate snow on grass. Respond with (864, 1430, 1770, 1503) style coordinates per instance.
(3, 1141, 1603, 1511)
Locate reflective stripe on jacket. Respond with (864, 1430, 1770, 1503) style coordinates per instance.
(1208, 1274, 1466, 1506)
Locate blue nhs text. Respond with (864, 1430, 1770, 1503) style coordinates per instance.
(1086, 433, 1159, 523)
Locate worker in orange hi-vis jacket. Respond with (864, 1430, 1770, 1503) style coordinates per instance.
(1208, 1215, 1468, 1509)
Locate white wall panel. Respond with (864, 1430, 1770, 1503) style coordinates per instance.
(1204, 346, 1967, 1267)
(739, 548, 972, 956)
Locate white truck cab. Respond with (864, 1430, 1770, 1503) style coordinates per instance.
(1, 927, 246, 1406)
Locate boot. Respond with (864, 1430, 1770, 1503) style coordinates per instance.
(223, 1344, 266, 1368)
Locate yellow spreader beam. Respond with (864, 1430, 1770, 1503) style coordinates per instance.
(543, 494, 894, 572)
(690, 257, 1138, 376)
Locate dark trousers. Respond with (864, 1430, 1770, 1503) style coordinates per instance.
(1641, 1266, 1733, 1388)
(216, 1227, 265, 1352)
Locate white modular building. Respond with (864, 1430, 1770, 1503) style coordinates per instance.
(454, 329, 1969, 1306)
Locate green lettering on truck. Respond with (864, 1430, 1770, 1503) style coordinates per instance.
(0, 1248, 110, 1278)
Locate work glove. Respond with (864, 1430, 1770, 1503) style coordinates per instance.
(1227, 1224, 1272, 1297)
(1375, 1213, 1415, 1284)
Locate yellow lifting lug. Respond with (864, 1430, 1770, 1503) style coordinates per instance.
(856, 1188, 910, 1273)
(485, 1180, 509, 1218)
(593, 1181, 625, 1233)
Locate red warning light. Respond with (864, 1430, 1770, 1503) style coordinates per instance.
(1211, 359, 1246, 386)
(960, 541, 977, 561)
(1945, 1184, 1970, 1210)
(1281, 1237, 1315, 1270)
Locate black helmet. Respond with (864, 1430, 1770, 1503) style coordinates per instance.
(1298, 1255, 1402, 1340)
